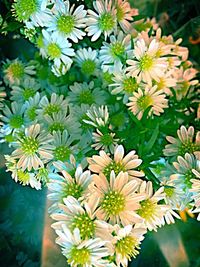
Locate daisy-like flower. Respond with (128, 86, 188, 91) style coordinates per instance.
(5, 155, 42, 190)
(42, 30, 75, 69)
(52, 130, 77, 162)
(91, 171, 145, 225)
(11, 124, 54, 171)
(51, 196, 110, 240)
(68, 81, 106, 106)
(92, 129, 119, 153)
(42, 111, 81, 137)
(152, 70, 177, 95)
(75, 47, 100, 76)
(24, 92, 41, 122)
(37, 93, 69, 117)
(55, 226, 109, 266)
(115, 0, 138, 32)
(163, 125, 200, 158)
(109, 67, 139, 97)
(0, 81, 6, 109)
(12, 0, 51, 27)
(11, 77, 41, 103)
(1, 101, 26, 133)
(172, 153, 200, 190)
(126, 39, 168, 84)
(109, 224, 146, 267)
(83, 105, 110, 128)
(136, 181, 169, 231)
(99, 31, 132, 72)
(47, 0, 87, 43)
(190, 179, 200, 208)
(86, 0, 117, 42)
(127, 86, 168, 120)
(3, 59, 35, 85)
(88, 144, 144, 179)
(48, 165, 92, 213)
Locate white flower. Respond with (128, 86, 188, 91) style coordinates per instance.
(126, 39, 168, 84)
(55, 226, 109, 267)
(115, 0, 138, 32)
(136, 181, 169, 231)
(75, 47, 100, 76)
(190, 179, 200, 208)
(68, 81, 106, 106)
(5, 155, 42, 190)
(109, 224, 146, 267)
(88, 144, 144, 179)
(172, 153, 200, 191)
(3, 59, 35, 85)
(92, 129, 119, 153)
(37, 93, 69, 117)
(12, 0, 52, 27)
(47, 0, 87, 43)
(86, 0, 117, 42)
(163, 125, 200, 158)
(42, 30, 75, 69)
(24, 92, 41, 122)
(11, 77, 40, 102)
(42, 111, 81, 137)
(52, 130, 77, 162)
(127, 86, 168, 120)
(91, 171, 145, 225)
(11, 124, 54, 171)
(83, 105, 110, 128)
(48, 165, 92, 213)
(1, 101, 26, 133)
(100, 31, 132, 73)
(51, 196, 109, 240)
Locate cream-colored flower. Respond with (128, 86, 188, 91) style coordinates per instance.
(90, 171, 145, 225)
(88, 144, 144, 179)
(127, 86, 168, 120)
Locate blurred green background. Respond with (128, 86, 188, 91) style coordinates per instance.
(0, 0, 200, 266)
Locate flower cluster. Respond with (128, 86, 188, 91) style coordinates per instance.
(0, 0, 199, 266)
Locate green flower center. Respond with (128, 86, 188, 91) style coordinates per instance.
(23, 88, 35, 100)
(21, 136, 39, 155)
(78, 90, 94, 105)
(178, 142, 199, 157)
(9, 115, 24, 129)
(137, 199, 157, 220)
(71, 213, 95, 239)
(17, 170, 30, 185)
(103, 72, 113, 84)
(49, 122, 65, 133)
(68, 247, 90, 265)
(47, 43, 61, 59)
(137, 95, 153, 110)
(123, 77, 138, 94)
(184, 170, 196, 188)
(139, 54, 154, 71)
(100, 133, 113, 146)
(53, 145, 71, 162)
(7, 62, 24, 79)
(103, 161, 126, 178)
(101, 190, 125, 216)
(98, 12, 115, 31)
(44, 104, 61, 115)
(5, 133, 14, 143)
(81, 59, 96, 75)
(116, 6, 124, 21)
(111, 42, 125, 58)
(62, 182, 83, 199)
(164, 186, 175, 197)
(57, 15, 75, 34)
(116, 236, 140, 259)
(27, 106, 37, 121)
(13, 0, 38, 21)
